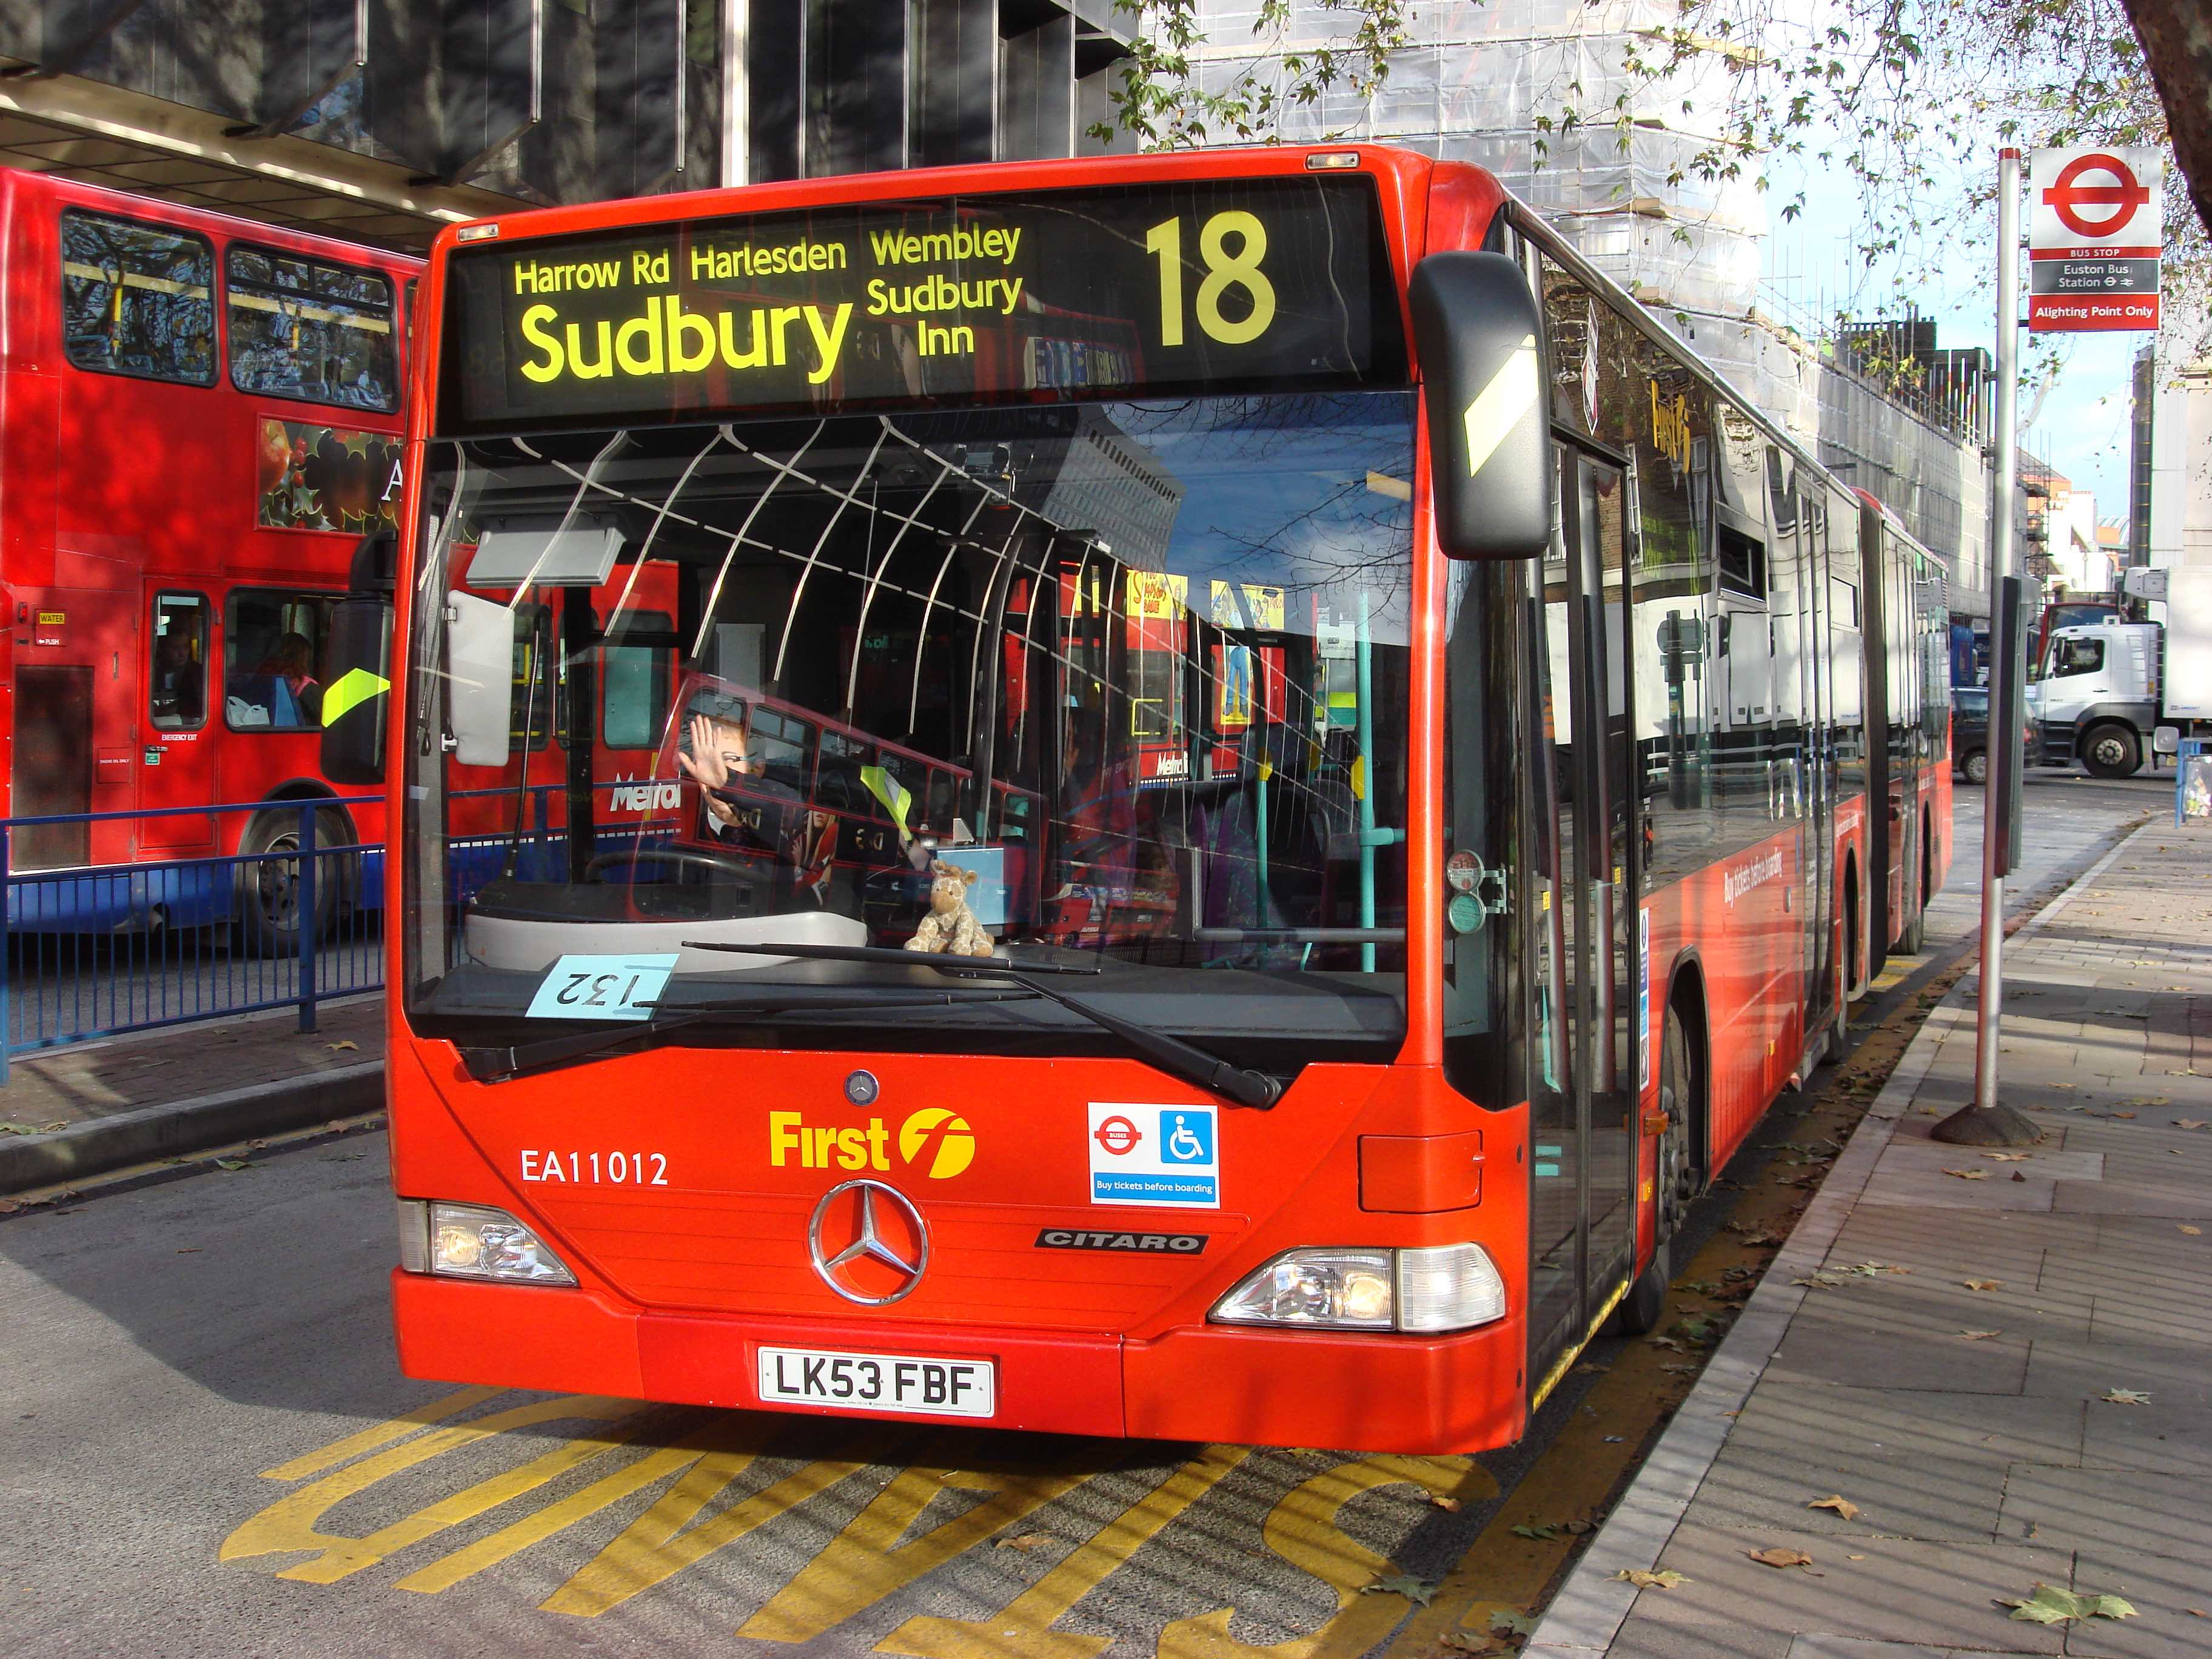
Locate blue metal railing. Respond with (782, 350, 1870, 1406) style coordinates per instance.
(1, 794, 386, 1085)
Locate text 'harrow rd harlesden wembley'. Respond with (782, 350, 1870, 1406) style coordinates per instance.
(327, 144, 1949, 1454)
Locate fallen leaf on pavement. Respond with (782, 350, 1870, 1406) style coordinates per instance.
(2001, 1583, 2136, 1624)
(1979, 1151, 2033, 1161)
(1438, 1634, 1502, 1655)
(1361, 1575, 1437, 1606)
(2183, 1225, 2204, 1236)
(175, 1247, 201, 1254)
(326, 1039, 360, 1051)
(2110, 1111, 2137, 1120)
(213, 1158, 255, 1171)
(994, 1532, 1054, 1552)
(0, 1123, 39, 1136)
(1613, 1569, 1686, 1589)
(1488, 1610, 1537, 1637)
(2177, 1119, 2208, 1131)
(1429, 1495, 1463, 1512)
(1807, 1495, 1860, 1521)
(1963, 1279, 2003, 1292)
(1746, 1547, 1814, 1570)
(1944, 1168, 1991, 1181)
(1957, 1329, 2004, 1341)
(2101, 1389, 2152, 1406)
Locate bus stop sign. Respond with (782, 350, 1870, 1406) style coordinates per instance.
(2028, 147, 2162, 333)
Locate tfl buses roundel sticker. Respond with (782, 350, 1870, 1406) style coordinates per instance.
(1086, 1101, 1219, 1208)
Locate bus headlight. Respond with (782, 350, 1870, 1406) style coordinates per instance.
(1210, 1243, 1504, 1333)
(397, 1198, 576, 1286)
(1394, 1242, 1507, 1332)
(1212, 1248, 1395, 1330)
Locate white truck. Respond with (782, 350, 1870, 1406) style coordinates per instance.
(2029, 566, 2212, 778)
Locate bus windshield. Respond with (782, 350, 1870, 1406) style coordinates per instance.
(403, 390, 1415, 1064)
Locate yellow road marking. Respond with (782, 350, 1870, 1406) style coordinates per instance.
(542, 1426, 900, 1617)
(739, 1440, 1096, 1644)
(221, 1395, 642, 1584)
(260, 1386, 501, 1482)
(877, 1444, 1254, 1659)
(1158, 1455, 1488, 1659)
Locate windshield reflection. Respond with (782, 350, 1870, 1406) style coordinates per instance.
(404, 392, 1417, 1047)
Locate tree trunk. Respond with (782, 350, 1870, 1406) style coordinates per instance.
(2124, 0, 2212, 237)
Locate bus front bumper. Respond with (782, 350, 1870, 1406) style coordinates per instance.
(392, 1271, 1528, 1453)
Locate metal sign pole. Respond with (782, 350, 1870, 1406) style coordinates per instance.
(1938, 145, 2041, 1147)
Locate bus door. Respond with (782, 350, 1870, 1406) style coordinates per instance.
(1527, 448, 1640, 1390)
(140, 587, 215, 850)
(1773, 461, 1833, 1050)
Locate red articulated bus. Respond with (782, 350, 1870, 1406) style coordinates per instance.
(0, 170, 418, 948)
(340, 145, 1947, 1453)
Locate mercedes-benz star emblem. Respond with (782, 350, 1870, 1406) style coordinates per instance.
(808, 1180, 929, 1305)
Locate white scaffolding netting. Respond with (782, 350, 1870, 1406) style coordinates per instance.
(1170, 0, 1992, 616)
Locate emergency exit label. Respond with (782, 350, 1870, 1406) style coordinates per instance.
(1087, 1101, 1219, 1208)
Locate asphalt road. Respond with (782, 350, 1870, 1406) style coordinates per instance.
(0, 771, 2170, 1658)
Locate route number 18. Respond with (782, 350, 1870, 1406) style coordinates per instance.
(1145, 210, 1277, 347)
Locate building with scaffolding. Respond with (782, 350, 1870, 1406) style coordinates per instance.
(1170, 0, 1994, 620)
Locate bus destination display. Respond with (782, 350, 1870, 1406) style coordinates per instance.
(437, 176, 1406, 433)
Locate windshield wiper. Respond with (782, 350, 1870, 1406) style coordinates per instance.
(683, 940, 1284, 1108)
(458, 987, 1042, 1084)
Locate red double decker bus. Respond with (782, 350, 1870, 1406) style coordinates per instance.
(340, 145, 1946, 1452)
(1, 170, 418, 948)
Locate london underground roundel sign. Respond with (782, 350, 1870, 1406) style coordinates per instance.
(2028, 146, 2162, 333)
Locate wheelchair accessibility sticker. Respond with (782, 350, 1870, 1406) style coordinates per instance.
(1086, 1102, 1219, 1207)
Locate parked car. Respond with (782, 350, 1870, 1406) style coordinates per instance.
(1953, 686, 1989, 785)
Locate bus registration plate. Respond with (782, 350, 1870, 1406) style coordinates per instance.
(756, 1346, 995, 1418)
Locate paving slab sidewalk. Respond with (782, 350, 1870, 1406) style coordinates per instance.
(1529, 820, 2212, 1659)
(0, 996, 384, 1195)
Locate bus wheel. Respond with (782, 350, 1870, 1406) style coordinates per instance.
(235, 806, 341, 958)
(2081, 722, 2140, 780)
(1613, 1005, 1698, 1336)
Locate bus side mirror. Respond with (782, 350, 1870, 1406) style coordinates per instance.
(321, 529, 400, 785)
(1409, 252, 1553, 560)
(320, 596, 392, 785)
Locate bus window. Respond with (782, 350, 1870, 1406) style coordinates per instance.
(601, 612, 671, 749)
(61, 210, 216, 386)
(150, 592, 209, 730)
(226, 244, 399, 414)
(748, 706, 816, 796)
(816, 729, 877, 816)
(225, 588, 337, 729)
(512, 606, 561, 752)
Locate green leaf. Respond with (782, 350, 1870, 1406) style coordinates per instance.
(1512, 1523, 1562, 1540)
(1489, 1609, 1537, 1635)
(2002, 1583, 2137, 1624)
(1360, 1574, 1437, 1606)
(213, 1158, 255, 1171)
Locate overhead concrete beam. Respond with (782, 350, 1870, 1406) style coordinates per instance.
(0, 63, 517, 228)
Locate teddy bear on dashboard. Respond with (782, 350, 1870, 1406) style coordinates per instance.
(903, 859, 995, 958)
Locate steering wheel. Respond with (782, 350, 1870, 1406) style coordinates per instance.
(585, 845, 760, 882)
